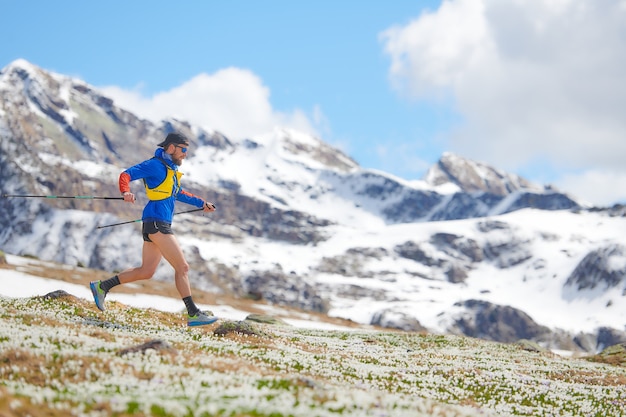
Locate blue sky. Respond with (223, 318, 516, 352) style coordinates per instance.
(2, 1, 626, 206)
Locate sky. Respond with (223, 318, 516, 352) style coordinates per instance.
(1, 0, 626, 206)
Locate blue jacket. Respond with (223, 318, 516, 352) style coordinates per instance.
(120, 148, 204, 223)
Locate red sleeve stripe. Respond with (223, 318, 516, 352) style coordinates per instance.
(180, 190, 198, 198)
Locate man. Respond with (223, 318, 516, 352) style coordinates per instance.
(90, 132, 218, 326)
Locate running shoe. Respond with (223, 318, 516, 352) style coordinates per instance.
(90, 281, 107, 311)
(188, 311, 218, 327)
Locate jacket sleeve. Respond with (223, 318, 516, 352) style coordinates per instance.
(119, 172, 131, 194)
(119, 159, 166, 192)
(176, 189, 205, 208)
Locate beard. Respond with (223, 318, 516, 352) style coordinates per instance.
(172, 155, 184, 166)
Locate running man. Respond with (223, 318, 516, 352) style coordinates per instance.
(90, 132, 218, 326)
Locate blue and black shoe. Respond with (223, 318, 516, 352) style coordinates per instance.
(89, 281, 107, 311)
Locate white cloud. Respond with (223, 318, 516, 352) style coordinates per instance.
(381, 0, 490, 98)
(100, 67, 319, 140)
(556, 169, 626, 207)
(381, 0, 626, 204)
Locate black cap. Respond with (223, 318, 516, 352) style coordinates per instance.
(157, 132, 189, 148)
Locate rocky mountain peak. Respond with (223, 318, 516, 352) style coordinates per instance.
(1, 58, 39, 78)
(271, 127, 359, 173)
(424, 152, 542, 196)
(1, 59, 67, 95)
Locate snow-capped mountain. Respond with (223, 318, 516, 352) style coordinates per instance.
(1, 59, 624, 353)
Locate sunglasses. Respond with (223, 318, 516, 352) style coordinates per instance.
(175, 145, 188, 153)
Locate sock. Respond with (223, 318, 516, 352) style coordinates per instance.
(100, 275, 120, 293)
(183, 296, 200, 316)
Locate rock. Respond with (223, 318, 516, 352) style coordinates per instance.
(445, 264, 468, 284)
(394, 241, 442, 267)
(315, 247, 388, 278)
(565, 244, 626, 292)
(449, 299, 551, 343)
(118, 339, 177, 356)
(243, 269, 329, 313)
(370, 310, 426, 332)
(41, 290, 78, 301)
(425, 152, 536, 196)
(213, 320, 269, 337)
(245, 314, 287, 325)
(516, 339, 549, 353)
(430, 233, 483, 263)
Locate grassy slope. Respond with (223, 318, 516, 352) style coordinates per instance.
(0, 261, 625, 417)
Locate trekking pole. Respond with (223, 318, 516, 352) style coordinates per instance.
(96, 208, 205, 229)
(2, 194, 124, 200)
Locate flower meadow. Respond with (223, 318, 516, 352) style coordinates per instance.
(0, 293, 624, 417)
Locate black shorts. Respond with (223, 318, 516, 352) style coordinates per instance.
(142, 221, 173, 242)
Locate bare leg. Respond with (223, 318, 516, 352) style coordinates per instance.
(118, 241, 162, 284)
(147, 232, 192, 298)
